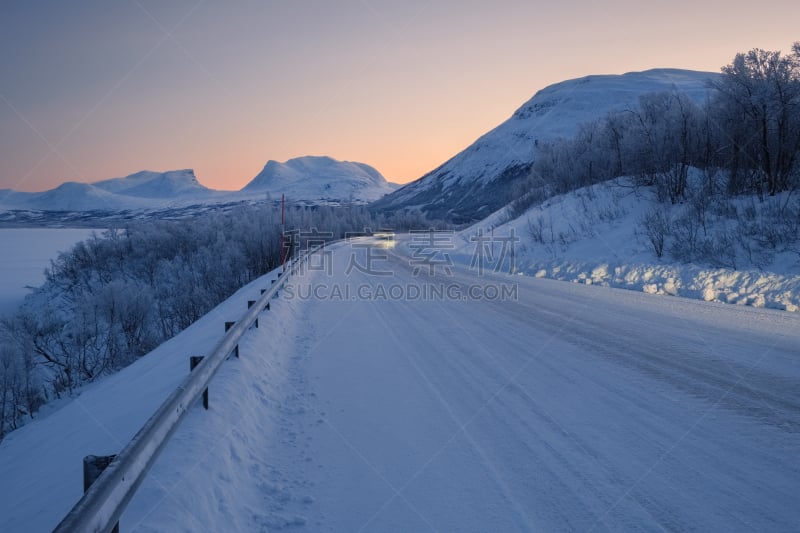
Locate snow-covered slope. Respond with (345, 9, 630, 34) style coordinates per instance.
(243, 156, 397, 202)
(15, 181, 154, 211)
(0, 189, 37, 209)
(373, 69, 718, 223)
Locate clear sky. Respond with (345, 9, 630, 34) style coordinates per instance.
(1, 1, 797, 192)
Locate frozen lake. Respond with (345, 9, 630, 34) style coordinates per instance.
(0, 228, 98, 315)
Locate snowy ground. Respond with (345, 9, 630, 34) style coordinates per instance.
(1, 237, 798, 531)
(456, 180, 800, 313)
(0, 228, 97, 315)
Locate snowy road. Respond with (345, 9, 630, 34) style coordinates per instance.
(261, 236, 800, 532)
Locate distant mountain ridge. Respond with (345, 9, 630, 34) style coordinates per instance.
(93, 169, 212, 199)
(372, 68, 719, 224)
(0, 170, 210, 212)
(0, 157, 396, 212)
(1, 70, 722, 219)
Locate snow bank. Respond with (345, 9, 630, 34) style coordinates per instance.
(527, 260, 800, 312)
(456, 178, 800, 313)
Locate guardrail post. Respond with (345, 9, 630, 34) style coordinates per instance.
(247, 300, 259, 328)
(189, 356, 208, 409)
(264, 302, 270, 311)
(260, 289, 266, 295)
(83, 455, 120, 533)
(224, 322, 239, 358)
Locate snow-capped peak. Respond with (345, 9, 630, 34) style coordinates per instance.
(242, 156, 397, 201)
(92, 169, 210, 199)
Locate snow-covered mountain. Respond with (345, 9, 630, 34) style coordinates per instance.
(242, 156, 397, 202)
(0, 170, 212, 212)
(7, 181, 154, 212)
(0, 159, 394, 214)
(372, 68, 719, 224)
(92, 169, 212, 199)
(0, 189, 36, 209)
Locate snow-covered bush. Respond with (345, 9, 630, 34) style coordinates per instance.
(640, 207, 670, 258)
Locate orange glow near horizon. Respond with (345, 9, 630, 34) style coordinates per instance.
(1, 2, 798, 193)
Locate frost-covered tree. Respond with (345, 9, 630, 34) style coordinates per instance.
(626, 91, 703, 202)
(712, 44, 800, 196)
(532, 117, 617, 195)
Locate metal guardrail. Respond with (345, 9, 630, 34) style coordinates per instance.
(54, 246, 323, 533)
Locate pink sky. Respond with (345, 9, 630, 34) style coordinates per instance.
(0, 1, 797, 192)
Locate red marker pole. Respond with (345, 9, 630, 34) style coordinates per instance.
(281, 193, 286, 272)
(491, 226, 495, 261)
